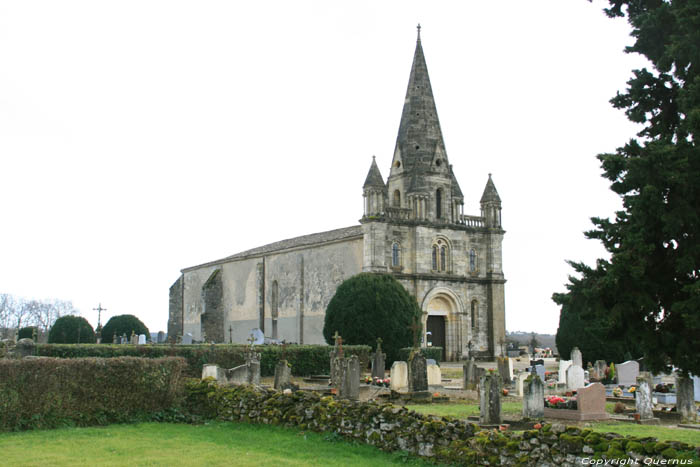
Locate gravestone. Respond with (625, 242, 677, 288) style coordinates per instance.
(408, 352, 428, 393)
(522, 374, 544, 419)
(635, 376, 654, 420)
(202, 364, 227, 382)
(371, 339, 386, 380)
(497, 357, 512, 385)
(570, 347, 583, 368)
(247, 350, 261, 385)
(676, 376, 697, 423)
(463, 359, 478, 390)
(130, 332, 138, 345)
(577, 383, 608, 420)
(592, 360, 607, 381)
(181, 333, 193, 345)
(479, 372, 501, 425)
(15, 338, 35, 358)
(616, 360, 640, 386)
(339, 355, 360, 400)
(566, 365, 585, 391)
(113, 334, 119, 344)
(558, 360, 572, 384)
(274, 360, 292, 390)
(331, 356, 344, 389)
(157, 331, 165, 343)
(517, 372, 529, 397)
(121, 333, 127, 345)
(427, 363, 441, 386)
(390, 361, 408, 392)
(693, 375, 700, 402)
(534, 364, 545, 383)
(138, 334, 146, 345)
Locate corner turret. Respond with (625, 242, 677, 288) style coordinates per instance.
(480, 174, 502, 228)
(362, 156, 386, 218)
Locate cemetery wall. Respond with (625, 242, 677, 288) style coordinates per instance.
(0, 357, 185, 431)
(35, 344, 371, 378)
(186, 380, 698, 466)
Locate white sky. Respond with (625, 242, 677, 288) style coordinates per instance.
(0, 1, 648, 335)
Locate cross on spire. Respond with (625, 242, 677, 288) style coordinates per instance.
(92, 303, 107, 329)
(417, 23, 421, 41)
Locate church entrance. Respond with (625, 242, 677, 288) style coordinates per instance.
(426, 315, 445, 361)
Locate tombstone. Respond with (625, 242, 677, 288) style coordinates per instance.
(427, 363, 442, 386)
(121, 333, 127, 345)
(592, 360, 607, 381)
(15, 338, 35, 358)
(181, 333, 193, 345)
(408, 352, 428, 393)
(570, 347, 583, 368)
(463, 359, 478, 390)
(577, 383, 609, 420)
(566, 365, 585, 391)
(517, 372, 529, 398)
(274, 360, 292, 390)
(635, 376, 654, 420)
(497, 357, 513, 385)
(616, 360, 640, 386)
(479, 372, 501, 425)
(113, 333, 119, 344)
(331, 357, 344, 389)
(693, 375, 700, 403)
(157, 331, 165, 343)
(371, 340, 386, 380)
(676, 376, 697, 423)
(202, 364, 227, 383)
(558, 360, 572, 384)
(339, 355, 360, 400)
(138, 334, 146, 345)
(390, 361, 408, 392)
(247, 351, 261, 385)
(534, 364, 545, 383)
(130, 332, 138, 345)
(522, 374, 545, 419)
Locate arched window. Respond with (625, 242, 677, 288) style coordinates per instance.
(469, 249, 477, 273)
(392, 242, 401, 267)
(393, 190, 401, 207)
(436, 189, 442, 219)
(431, 238, 449, 272)
(471, 300, 478, 330)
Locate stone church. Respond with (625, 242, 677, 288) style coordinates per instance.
(168, 29, 506, 360)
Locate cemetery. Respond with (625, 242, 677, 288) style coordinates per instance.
(1, 333, 698, 466)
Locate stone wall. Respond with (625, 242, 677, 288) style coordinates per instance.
(201, 269, 224, 343)
(168, 275, 184, 340)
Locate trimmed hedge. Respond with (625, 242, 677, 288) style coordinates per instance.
(0, 357, 186, 431)
(398, 347, 443, 364)
(185, 380, 700, 465)
(35, 344, 371, 378)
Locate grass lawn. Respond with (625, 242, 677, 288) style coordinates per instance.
(406, 400, 522, 418)
(0, 422, 431, 467)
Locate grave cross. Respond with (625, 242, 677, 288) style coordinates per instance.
(92, 303, 107, 329)
(228, 325, 233, 344)
(409, 318, 421, 349)
(247, 334, 255, 348)
(376, 337, 383, 353)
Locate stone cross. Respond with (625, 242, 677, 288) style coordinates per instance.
(92, 303, 107, 330)
(409, 318, 421, 349)
(228, 325, 233, 344)
(376, 337, 382, 352)
(332, 331, 344, 357)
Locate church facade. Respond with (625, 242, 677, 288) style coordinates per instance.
(168, 30, 506, 360)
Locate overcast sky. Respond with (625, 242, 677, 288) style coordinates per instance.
(0, 1, 648, 335)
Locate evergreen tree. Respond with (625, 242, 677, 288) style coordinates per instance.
(100, 314, 149, 344)
(558, 1, 700, 374)
(48, 316, 95, 344)
(323, 273, 422, 364)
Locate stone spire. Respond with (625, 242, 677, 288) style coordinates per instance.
(363, 156, 386, 189)
(480, 173, 501, 204)
(392, 25, 449, 185)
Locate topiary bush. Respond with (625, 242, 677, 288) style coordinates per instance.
(17, 326, 37, 340)
(322, 273, 422, 364)
(100, 314, 149, 344)
(48, 316, 95, 344)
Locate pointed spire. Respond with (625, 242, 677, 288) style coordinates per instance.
(480, 173, 501, 204)
(394, 25, 448, 184)
(363, 156, 386, 188)
(449, 165, 463, 198)
(416, 23, 421, 42)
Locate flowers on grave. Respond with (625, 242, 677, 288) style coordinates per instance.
(366, 376, 390, 387)
(363, 376, 372, 384)
(612, 386, 623, 398)
(544, 395, 577, 410)
(603, 362, 617, 384)
(628, 386, 636, 393)
(502, 388, 509, 396)
(533, 423, 542, 430)
(546, 381, 556, 388)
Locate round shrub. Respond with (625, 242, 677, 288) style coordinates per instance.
(322, 273, 422, 363)
(48, 316, 96, 344)
(18, 326, 37, 340)
(100, 314, 150, 344)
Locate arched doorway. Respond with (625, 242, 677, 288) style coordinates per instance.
(421, 288, 464, 361)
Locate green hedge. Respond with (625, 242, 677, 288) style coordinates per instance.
(35, 344, 371, 377)
(398, 347, 443, 364)
(0, 357, 185, 431)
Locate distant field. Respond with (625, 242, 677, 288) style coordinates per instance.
(0, 422, 430, 467)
